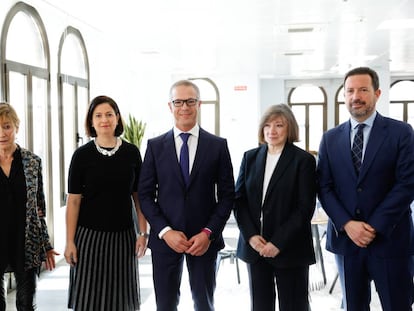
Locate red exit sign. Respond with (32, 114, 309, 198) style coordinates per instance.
(234, 85, 247, 91)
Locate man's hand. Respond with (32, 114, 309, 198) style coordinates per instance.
(186, 232, 211, 256)
(162, 230, 192, 253)
(344, 220, 376, 248)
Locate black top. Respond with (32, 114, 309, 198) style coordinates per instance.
(0, 147, 27, 272)
(68, 140, 142, 232)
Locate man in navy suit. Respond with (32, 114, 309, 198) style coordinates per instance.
(317, 67, 414, 311)
(138, 80, 235, 311)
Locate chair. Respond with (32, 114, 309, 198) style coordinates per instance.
(217, 216, 241, 284)
(216, 248, 240, 284)
(309, 202, 328, 291)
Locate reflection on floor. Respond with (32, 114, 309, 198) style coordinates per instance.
(6, 219, 383, 311)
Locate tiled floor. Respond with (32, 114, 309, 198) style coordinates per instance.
(6, 218, 383, 311)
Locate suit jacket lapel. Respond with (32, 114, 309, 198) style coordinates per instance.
(189, 129, 209, 187)
(359, 114, 387, 181)
(262, 143, 293, 206)
(337, 122, 358, 180)
(254, 145, 267, 205)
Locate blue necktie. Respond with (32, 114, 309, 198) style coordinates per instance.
(179, 133, 190, 186)
(351, 123, 366, 174)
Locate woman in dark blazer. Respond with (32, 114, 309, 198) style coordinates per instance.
(234, 104, 316, 311)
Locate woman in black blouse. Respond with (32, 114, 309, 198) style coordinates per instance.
(0, 103, 58, 311)
(64, 96, 148, 311)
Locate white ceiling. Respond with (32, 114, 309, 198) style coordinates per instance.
(51, 0, 414, 79)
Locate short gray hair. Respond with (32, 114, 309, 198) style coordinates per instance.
(169, 80, 200, 100)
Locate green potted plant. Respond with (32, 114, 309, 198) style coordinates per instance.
(123, 114, 146, 149)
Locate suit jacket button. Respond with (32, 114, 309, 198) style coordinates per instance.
(355, 209, 361, 215)
(357, 187, 362, 192)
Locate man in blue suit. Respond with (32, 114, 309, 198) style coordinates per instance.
(138, 80, 235, 311)
(317, 67, 414, 310)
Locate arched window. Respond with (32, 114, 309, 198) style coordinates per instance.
(1, 2, 53, 234)
(335, 85, 348, 125)
(390, 80, 414, 127)
(57, 26, 90, 205)
(189, 78, 220, 135)
(288, 85, 327, 153)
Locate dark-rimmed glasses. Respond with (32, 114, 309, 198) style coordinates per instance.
(171, 98, 198, 107)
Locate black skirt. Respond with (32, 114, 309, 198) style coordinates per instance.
(68, 226, 140, 311)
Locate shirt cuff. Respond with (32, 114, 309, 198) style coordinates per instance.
(201, 227, 212, 239)
(159, 226, 172, 239)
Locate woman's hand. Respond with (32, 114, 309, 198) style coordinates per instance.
(64, 242, 78, 267)
(45, 249, 60, 270)
(135, 236, 148, 258)
(259, 242, 280, 258)
(249, 235, 267, 253)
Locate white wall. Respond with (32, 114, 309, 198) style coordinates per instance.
(0, 0, 263, 254)
(0, 0, 401, 258)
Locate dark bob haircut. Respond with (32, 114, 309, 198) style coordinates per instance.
(85, 95, 124, 137)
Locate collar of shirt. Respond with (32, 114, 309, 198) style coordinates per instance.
(173, 124, 200, 139)
(350, 111, 377, 157)
(350, 110, 377, 131)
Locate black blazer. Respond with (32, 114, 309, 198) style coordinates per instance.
(234, 143, 316, 268)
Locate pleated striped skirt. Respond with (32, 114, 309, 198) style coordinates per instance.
(68, 226, 140, 311)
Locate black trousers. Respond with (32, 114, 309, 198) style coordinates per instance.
(0, 269, 37, 311)
(247, 259, 310, 311)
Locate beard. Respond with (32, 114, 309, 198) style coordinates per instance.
(349, 100, 374, 119)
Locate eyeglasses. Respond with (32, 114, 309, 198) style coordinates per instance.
(171, 98, 199, 107)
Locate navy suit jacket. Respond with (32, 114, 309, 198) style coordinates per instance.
(234, 143, 316, 268)
(138, 128, 235, 254)
(317, 113, 414, 257)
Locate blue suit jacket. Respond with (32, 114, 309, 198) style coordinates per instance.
(317, 113, 414, 257)
(138, 128, 235, 254)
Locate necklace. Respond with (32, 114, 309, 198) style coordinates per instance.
(94, 137, 122, 156)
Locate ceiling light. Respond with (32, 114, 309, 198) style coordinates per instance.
(139, 50, 160, 56)
(282, 49, 314, 56)
(377, 19, 414, 29)
(284, 52, 304, 56)
(274, 23, 326, 34)
(287, 27, 314, 33)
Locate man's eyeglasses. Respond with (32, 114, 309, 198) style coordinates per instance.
(171, 98, 198, 107)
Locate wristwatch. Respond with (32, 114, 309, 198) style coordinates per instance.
(138, 232, 149, 238)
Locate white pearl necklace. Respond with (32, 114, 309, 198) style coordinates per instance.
(94, 137, 122, 156)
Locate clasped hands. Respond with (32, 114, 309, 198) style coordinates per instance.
(344, 220, 376, 248)
(162, 230, 210, 256)
(249, 235, 280, 258)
